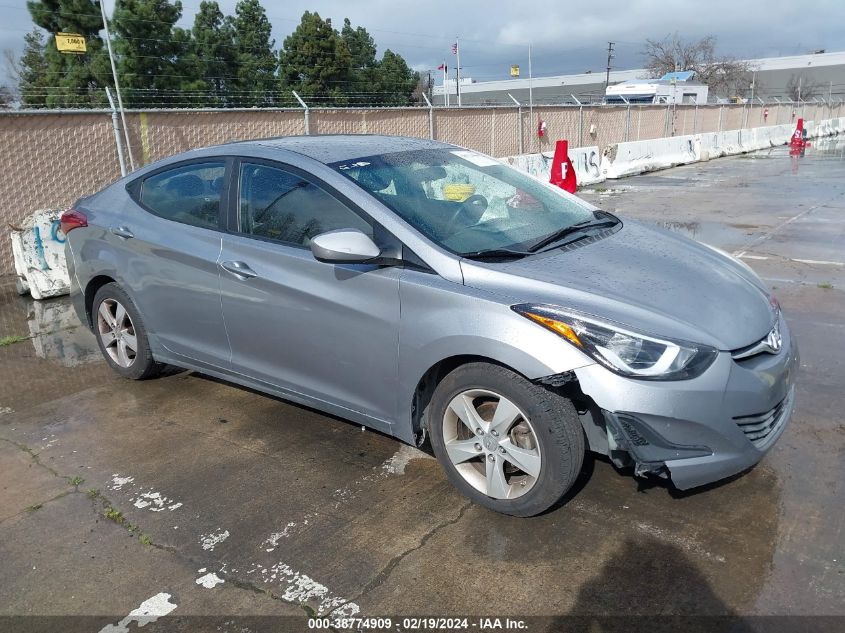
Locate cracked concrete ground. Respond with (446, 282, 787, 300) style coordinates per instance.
(0, 140, 843, 629)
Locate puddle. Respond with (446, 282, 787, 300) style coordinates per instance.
(804, 138, 845, 157)
(26, 298, 101, 367)
(649, 220, 751, 246)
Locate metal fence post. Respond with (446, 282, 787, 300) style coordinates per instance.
(693, 103, 698, 134)
(579, 105, 584, 147)
(718, 105, 723, 132)
(422, 93, 434, 140)
(625, 103, 631, 142)
(292, 91, 309, 135)
(508, 93, 523, 154)
(105, 87, 127, 177)
(570, 95, 583, 147)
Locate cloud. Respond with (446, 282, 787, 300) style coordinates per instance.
(2, 0, 843, 87)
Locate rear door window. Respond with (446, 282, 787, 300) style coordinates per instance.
(139, 162, 226, 229)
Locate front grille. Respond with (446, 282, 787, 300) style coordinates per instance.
(732, 388, 794, 449)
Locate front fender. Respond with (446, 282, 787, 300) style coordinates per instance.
(397, 271, 594, 442)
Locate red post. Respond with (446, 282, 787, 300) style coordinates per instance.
(549, 140, 577, 193)
(791, 118, 806, 148)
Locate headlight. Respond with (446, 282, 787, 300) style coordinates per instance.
(512, 304, 718, 380)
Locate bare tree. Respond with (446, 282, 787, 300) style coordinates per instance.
(785, 73, 823, 101)
(643, 34, 751, 98)
(0, 85, 13, 108)
(3, 48, 20, 105)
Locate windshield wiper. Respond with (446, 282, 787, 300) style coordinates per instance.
(526, 211, 620, 253)
(461, 248, 532, 260)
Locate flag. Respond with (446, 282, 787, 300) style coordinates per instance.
(438, 63, 446, 71)
(451, 42, 458, 55)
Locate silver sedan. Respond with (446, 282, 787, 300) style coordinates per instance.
(62, 135, 798, 516)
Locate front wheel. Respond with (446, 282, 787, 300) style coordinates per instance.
(429, 363, 585, 516)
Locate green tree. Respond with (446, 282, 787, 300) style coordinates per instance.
(112, 0, 186, 108)
(279, 12, 352, 106)
(229, 0, 276, 107)
(26, 0, 111, 107)
(180, 1, 235, 106)
(376, 49, 419, 106)
(340, 17, 376, 95)
(14, 28, 51, 107)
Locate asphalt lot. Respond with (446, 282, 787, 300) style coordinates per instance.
(0, 140, 843, 631)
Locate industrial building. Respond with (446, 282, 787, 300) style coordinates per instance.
(433, 50, 845, 105)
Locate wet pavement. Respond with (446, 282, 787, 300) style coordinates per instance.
(0, 140, 843, 630)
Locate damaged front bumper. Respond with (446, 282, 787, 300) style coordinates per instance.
(571, 316, 799, 490)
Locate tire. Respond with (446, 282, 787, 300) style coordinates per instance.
(429, 362, 584, 517)
(92, 283, 162, 380)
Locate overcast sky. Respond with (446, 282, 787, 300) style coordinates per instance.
(3, 0, 844, 85)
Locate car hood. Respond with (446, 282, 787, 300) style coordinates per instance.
(459, 219, 776, 351)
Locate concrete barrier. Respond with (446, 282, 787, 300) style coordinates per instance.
(502, 145, 604, 187)
(600, 117, 844, 180)
(10, 209, 71, 300)
(507, 117, 844, 183)
(601, 134, 699, 179)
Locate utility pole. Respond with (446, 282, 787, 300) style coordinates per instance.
(100, 0, 135, 171)
(604, 41, 615, 90)
(528, 43, 534, 150)
(455, 65, 460, 107)
(455, 37, 462, 107)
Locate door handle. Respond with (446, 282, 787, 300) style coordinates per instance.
(110, 225, 134, 239)
(221, 260, 258, 280)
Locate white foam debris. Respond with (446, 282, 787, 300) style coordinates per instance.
(110, 475, 135, 490)
(200, 529, 230, 551)
(264, 522, 298, 551)
(109, 475, 182, 511)
(37, 434, 58, 450)
(381, 444, 430, 475)
(253, 562, 360, 616)
(0, 406, 13, 415)
(132, 491, 182, 512)
(98, 592, 177, 633)
(196, 572, 225, 588)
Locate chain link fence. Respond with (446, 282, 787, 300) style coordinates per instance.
(1, 98, 843, 274)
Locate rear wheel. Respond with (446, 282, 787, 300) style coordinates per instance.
(429, 362, 584, 516)
(92, 283, 161, 380)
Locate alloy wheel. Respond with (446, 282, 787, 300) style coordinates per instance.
(96, 298, 138, 368)
(442, 389, 541, 499)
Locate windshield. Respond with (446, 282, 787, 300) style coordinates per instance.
(329, 148, 598, 256)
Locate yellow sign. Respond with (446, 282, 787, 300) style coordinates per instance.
(510, 65, 520, 77)
(56, 33, 86, 54)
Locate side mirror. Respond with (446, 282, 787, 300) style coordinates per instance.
(310, 228, 382, 264)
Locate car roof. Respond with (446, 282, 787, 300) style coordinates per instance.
(229, 134, 453, 164)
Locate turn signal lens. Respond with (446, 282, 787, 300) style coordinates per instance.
(522, 312, 583, 347)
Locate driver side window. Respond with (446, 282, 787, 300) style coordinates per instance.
(238, 163, 372, 246)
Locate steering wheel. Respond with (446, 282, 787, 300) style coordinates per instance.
(444, 194, 489, 233)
